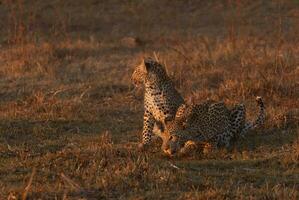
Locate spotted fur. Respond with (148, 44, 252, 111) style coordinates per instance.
(131, 58, 184, 148)
(161, 97, 265, 156)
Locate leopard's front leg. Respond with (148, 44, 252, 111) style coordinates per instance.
(179, 140, 212, 156)
(179, 140, 197, 155)
(138, 109, 155, 150)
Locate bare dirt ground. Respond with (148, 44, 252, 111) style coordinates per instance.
(0, 0, 298, 199)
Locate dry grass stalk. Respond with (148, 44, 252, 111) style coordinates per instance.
(60, 173, 82, 191)
(21, 168, 36, 200)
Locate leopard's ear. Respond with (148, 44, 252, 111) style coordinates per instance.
(143, 57, 154, 71)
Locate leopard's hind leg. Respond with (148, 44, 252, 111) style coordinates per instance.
(230, 104, 246, 140)
(214, 130, 234, 149)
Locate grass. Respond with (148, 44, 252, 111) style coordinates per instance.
(0, 0, 298, 199)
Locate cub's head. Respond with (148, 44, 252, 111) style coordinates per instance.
(160, 118, 187, 156)
(161, 119, 212, 157)
(131, 58, 168, 87)
(158, 104, 189, 156)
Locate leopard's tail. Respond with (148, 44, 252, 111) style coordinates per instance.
(240, 96, 265, 136)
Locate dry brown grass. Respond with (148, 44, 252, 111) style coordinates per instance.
(0, 0, 298, 199)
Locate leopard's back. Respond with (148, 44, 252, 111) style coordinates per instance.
(173, 101, 231, 142)
(144, 80, 184, 122)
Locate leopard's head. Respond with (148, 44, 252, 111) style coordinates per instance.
(131, 58, 168, 87)
(160, 118, 187, 156)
